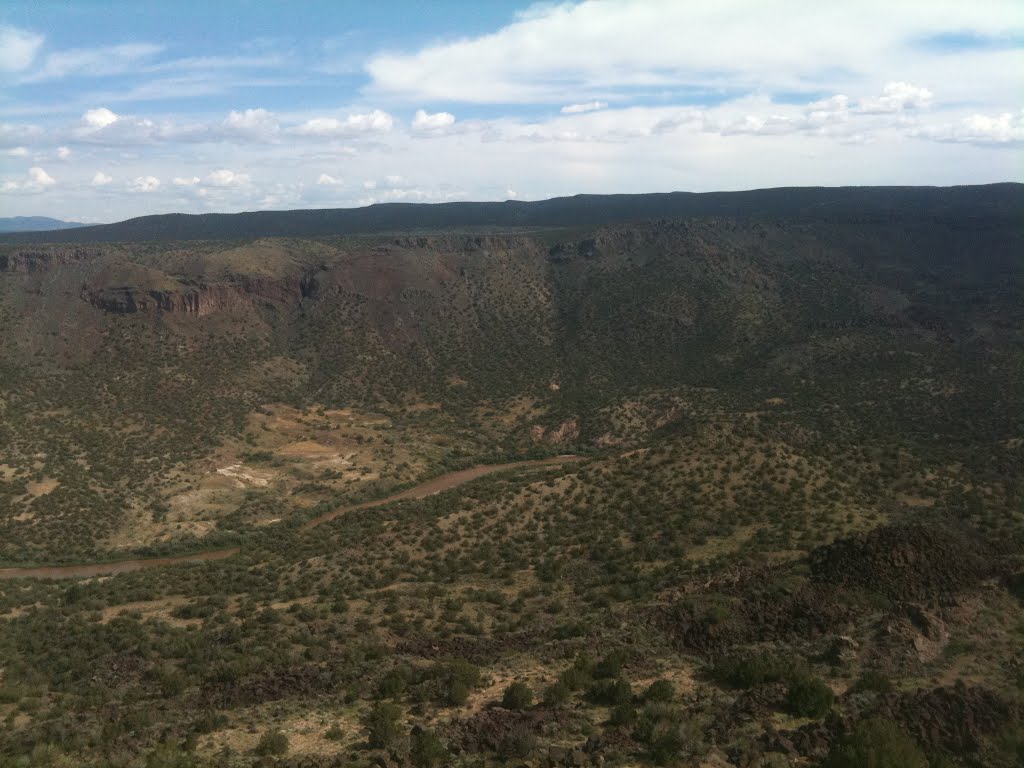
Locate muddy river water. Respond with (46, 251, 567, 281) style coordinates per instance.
(0, 455, 579, 579)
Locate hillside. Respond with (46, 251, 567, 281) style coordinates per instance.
(0, 216, 84, 233)
(0, 189, 1021, 767)
(1, 183, 1021, 244)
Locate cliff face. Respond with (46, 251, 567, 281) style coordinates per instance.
(0, 248, 93, 273)
(80, 273, 319, 316)
(80, 286, 203, 314)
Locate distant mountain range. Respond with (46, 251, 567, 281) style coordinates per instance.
(0, 183, 1020, 244)
(0, 216, 85, 233)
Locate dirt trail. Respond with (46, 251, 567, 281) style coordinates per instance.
(0, 455, 579, 580)
(301, 455, 579, 530)
(0, 548, 240, 580)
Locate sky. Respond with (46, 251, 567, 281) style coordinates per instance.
(0, 0, 1022, 222)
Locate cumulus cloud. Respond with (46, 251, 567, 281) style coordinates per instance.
(858, 82, 933, 113)
(0, 166, 56, 194)
(81, 108, 120, 130)
(722, 114, 800, 136)
(561, 101, 608, 114)
(362, 174, 407, 191)
(73, 108, 205, 145)
(0, 26, 44, 72)
(130, 175, 161, 192)
(205, 169, 249, 187)
(364, 0, 1021, 104)
(0, 2, 1018, 220)
(914, 110, 1024, 145)
(27, 167, 55, 187)
(356, 181, 465, 206)
(292, 110, 394, 137)
(411, 109, 456, 132)
(56, 146, 72, 159)
(221, 108, 280, 140)
(805, 95, 850, 127)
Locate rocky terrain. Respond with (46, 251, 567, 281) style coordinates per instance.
(0, 186, 1021, 767)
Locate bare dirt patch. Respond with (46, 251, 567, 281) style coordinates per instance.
(216, 463, 273, 488)
(24, 478, 58, 498)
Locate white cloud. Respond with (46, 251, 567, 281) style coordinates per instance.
(411, 109, 456, 132)
(292, 110, 394, 137)
(130, 175, 161, 192)
(858, 82, 933, 114)
(81, 108, 120, 130)
(91, 171, 113, 186)
(805, 95, 850, 128)
(362, 175, 407, 191)
(0, 1, 1019, 221)
(914, 110, 1024, 145)
(24, 43, 163, 82)
(722, 114, 797, 136)
(205, 169, 250, 187)
(0, 166, 56, 194)
(27, 167, 55, 188)
(73, 109, 205, 145)
(0, 123, 43, 148)
(0, 26, 44, 72)
(561, 101, 608, 114)
(56, 146, 72, 160)
(365, 0, 1022, 104)
(222, 108, 280, 140)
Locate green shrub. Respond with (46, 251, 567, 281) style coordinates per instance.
(364, 702, 404, 749)
(379, 667, 411, 698)
(785, 675, 835, 718)
(594, 649, 628, 678)
(559, 666, 591, 691)
(501, 681, 533, 710)
(410, 728, 448, 768)
(498, 723, 536, 760)
(649, 729, 687, 767)
(997, 723, 1024, 765)
(823, 718, 927, 768)
(610, 703, 637, 727)
(709, 654, 793, 688)
(851, 669, 894, 694)
(643, 679, 675, 702)
(254, 729, 289, 756)
(588, 679, 632, 706)
(428, 660, 482, 707)
(543, 681, 571, 707)
(633, 702, 679, 744)
(144, 742, 199, 768)
(446, 679, 470, 706)
(633, 707, 703, 767)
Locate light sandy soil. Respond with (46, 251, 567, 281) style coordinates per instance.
(216, 463, 273, 487)
(24, 478, 58, 497)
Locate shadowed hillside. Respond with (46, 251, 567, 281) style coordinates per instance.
(2, 183, 1021, 244)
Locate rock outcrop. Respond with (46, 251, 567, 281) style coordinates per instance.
(0, 248, 93, 272)
(81, 274, 319, 316)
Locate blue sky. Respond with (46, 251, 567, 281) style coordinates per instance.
(1, 0, 1022, 221)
